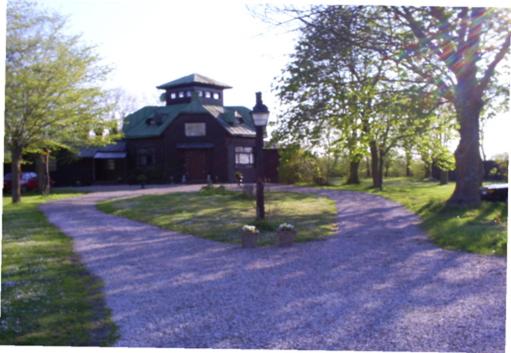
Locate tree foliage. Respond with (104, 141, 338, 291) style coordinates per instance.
(270, 5, 509, 203)
(391, 6, 510, 206)
(272, 6, 442, 189)
(277, 144, 324, 184)
(5, 0, 117, 201)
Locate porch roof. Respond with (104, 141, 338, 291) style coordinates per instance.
(94, 152, 127, 159)
(78, 140, 126, 158)
(176, 143, 214, 149)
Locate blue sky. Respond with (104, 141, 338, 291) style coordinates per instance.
(43, 0, 297, 111)
(36, 0, 510, 157)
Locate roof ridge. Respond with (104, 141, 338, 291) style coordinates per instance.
(156, 73, 232, 90)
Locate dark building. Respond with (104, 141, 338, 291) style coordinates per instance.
(53, 74, 279, 185)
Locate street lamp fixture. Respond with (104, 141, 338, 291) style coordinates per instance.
(252, 92, 269, 220)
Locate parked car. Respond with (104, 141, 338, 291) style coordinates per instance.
(480, 183, 508, 202)
(3, 172, 39, 192)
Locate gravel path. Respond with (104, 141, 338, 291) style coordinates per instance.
(40, 184, 506, 352)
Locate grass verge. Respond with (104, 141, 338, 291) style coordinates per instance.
(1, 192, 118, 345)
(325, 177, 507, 256)
(98, 187, 338, 246)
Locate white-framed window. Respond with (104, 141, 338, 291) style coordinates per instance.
(213, 92, 220, 100)
(106, 159, 115, 170)
(178, 91, 185, 98)
(185, 122, 206, 137)
(235, 146, 254, 166)
(205, 91, 211, 98)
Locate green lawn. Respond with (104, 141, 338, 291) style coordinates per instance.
(325, 177, 507, 256)
(98, 187, 338, 246)
(1, 192, 118, 345)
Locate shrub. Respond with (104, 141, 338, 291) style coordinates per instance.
(250, 219, 277, 232)
(200, 185, 227, 195)
(278, 144, 324, 184)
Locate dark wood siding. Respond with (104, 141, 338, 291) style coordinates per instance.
(52, 157, 95, 186)
(126, 112, 233, 183)
(126, 136, 165, 182)
(163, 113, 230, 182)
(54, 113, 280, 185)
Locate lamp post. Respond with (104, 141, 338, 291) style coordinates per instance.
(252, 92, 270, 220)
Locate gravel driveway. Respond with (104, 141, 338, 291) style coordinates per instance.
(40, 184, 506, 352)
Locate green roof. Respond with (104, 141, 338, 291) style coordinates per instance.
(123, 98, 255, 139)
(157, 73, 232, 90)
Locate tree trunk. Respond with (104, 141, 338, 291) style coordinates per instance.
(346, 160, 360, 184)
(439, 170, 449, 185)
(384, 159, 390, 178)
(370, 141, 382, 190)
(424, 163, 432, 179)
(378, 150, 385, 190)
(36, 152, 51, 195)
(10, 146, 22, 203)
(448, 82, 484, 208)
(365, 156, 371, 178)
(405, 150, 412, 177)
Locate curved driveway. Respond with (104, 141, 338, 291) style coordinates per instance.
(40, 184, 506, 352)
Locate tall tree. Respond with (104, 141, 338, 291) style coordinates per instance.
(273, 6, 441, 189)
(5, 0, 115, 201)
(392, 6, 510, 207)
(273, 6, 389, 187)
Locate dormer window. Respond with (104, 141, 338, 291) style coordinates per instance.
(145, 114, 163, 126)
(234, 110, 243, 124)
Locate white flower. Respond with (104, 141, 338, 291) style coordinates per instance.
(278, 223, 295, 231)
(242, 225, 259, 234)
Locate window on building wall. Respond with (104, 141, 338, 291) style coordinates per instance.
(198, 90, 203, 97)
(106, 159, 115, 170)
(186, 91, 192, 97)
(213, 92, 220, 100)
(235, 146, 254, 166)
(170, 92, 176, 99)
(137, 148, 155, 167)
(178, 91, 185, 98)
(185, 123, 206, 137)
(205, 91, 211, 98)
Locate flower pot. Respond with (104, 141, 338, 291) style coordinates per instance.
(277, 230, 296, 247)
(241, 232, 258, 248)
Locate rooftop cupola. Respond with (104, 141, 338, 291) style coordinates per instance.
(157, 73, 231, 107)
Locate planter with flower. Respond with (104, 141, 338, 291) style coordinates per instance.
(241, 225, 259, 248)
(277, 223, 296, 247)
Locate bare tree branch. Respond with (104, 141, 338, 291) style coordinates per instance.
(478, 32, 511, 95)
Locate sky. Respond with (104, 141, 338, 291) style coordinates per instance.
(18, 0, 511, 158)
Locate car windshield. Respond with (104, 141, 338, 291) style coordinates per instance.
(21, 173, 37, 181)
